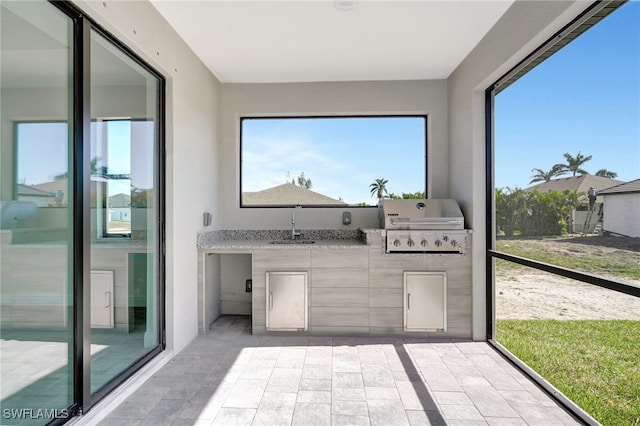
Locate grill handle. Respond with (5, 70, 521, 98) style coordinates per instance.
(389, 218, 462, 226)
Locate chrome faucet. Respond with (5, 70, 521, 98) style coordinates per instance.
(291, 207, 301, 240)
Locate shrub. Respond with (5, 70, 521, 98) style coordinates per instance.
(496, 188, 582, 237)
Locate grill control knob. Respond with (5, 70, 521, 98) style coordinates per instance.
(451, 240, 458, 247)
(421, 239, 428, 247)
(393, 239, 401, 247)
(434, 240, 442, 247)
(407, 239, 415, 247)
(442, 235, 449, 242)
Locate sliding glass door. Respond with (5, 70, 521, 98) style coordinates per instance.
(0, 2, 74, 424)
(0, 1, 164, 423)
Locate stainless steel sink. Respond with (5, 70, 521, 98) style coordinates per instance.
(270, 240, 315, 244)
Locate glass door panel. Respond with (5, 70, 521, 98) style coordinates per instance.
(89, 29, 160, 393)
(0, 1, 74, 423)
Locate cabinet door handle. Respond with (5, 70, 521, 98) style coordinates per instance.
(407, 293, 411, 310)
(105, 291, 111, 308)
(269, 292, 273, 310)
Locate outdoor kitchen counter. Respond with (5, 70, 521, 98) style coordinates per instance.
(197, 228, 473, 338)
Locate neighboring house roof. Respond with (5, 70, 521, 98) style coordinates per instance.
(32, 179, 68, 195)
(598, 178, 640, 195)
(17, 184, 52, 197)
(109, 193, 131, 208)
(243, 183, 346, 205)
(526, 174, 624, 194)
(30, 178, 99, 205)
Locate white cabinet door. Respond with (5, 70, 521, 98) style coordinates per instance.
(91, 270, 114, 328)
(266, 272, 307, 331)
(404, 272, 446, 332)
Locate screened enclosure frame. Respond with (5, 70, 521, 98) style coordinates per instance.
(485, 1, 639, 425)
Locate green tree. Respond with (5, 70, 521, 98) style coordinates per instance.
(387, 191, 426, 200)
(401, 191, 425, 199)
(369, 178, 389, 200)
(296, 172, 312, 189)
(496, 187, 582, 237)
(54, 157, 103, 180)
(529, 164, 567, 184)
(562, 152, 592, 177)
(495, 187, 527, 237)
(595, 168, 618, 179)
(131, 188, 152, 208)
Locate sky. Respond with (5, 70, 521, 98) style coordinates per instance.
(494, 1, 640, 189)
(18, 120, 137, 198)
(17, 122, 68, 185)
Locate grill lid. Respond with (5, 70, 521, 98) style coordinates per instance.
(378, 198, 464, 230)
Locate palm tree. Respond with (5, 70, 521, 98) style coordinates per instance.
(595, 168, 618, 179)
(369, 178, 389, 200)
(562, 151, 592, 176)
(529, 164, 567, 184)
(495, 187, 527, 237)
(54, 156, 103, 180)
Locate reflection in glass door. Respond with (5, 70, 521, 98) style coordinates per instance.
(89, 29, 161, 393)
(0, 2, 74, 424)
(1, 0, 164, 421)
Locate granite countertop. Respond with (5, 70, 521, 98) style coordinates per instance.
(198, 229, 383, 250)
(201, 239, 368, 250)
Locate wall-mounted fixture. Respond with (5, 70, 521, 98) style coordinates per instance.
(334, 0, 356, 11)
(203, 212, 212, 227)
(342, 211, 352, 225)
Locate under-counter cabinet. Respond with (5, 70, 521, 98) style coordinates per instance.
(404, 271, 447, 332)
(91, 270, 114, 328)
(266, 271, 308, 331)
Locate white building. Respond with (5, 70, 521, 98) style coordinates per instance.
(599, 179, 640, 238)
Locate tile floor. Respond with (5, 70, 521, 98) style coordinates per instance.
(98, 316, 581, 426)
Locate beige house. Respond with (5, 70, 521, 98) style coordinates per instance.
(526, 174, 624, 201)
(527, 175, 624, 233)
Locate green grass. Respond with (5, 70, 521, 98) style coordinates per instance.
(497, 319, 640, 426)
(495, 240, 640, 281)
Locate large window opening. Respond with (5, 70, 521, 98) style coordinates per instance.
(488, 1, 639, 425)
(240, 116, 427, 207)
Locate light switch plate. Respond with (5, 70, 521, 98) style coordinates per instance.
(203, 212, 212, 227)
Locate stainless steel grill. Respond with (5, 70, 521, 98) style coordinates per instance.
(378, 199, 467, 253)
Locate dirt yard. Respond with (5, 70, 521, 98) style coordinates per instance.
(496, 236, 640, 320)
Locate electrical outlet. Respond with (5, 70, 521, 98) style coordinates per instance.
(342, 211, 352, 225)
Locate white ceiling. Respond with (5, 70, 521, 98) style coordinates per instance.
(1, 1, 147, 89)
(149, 0, 515, 83)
